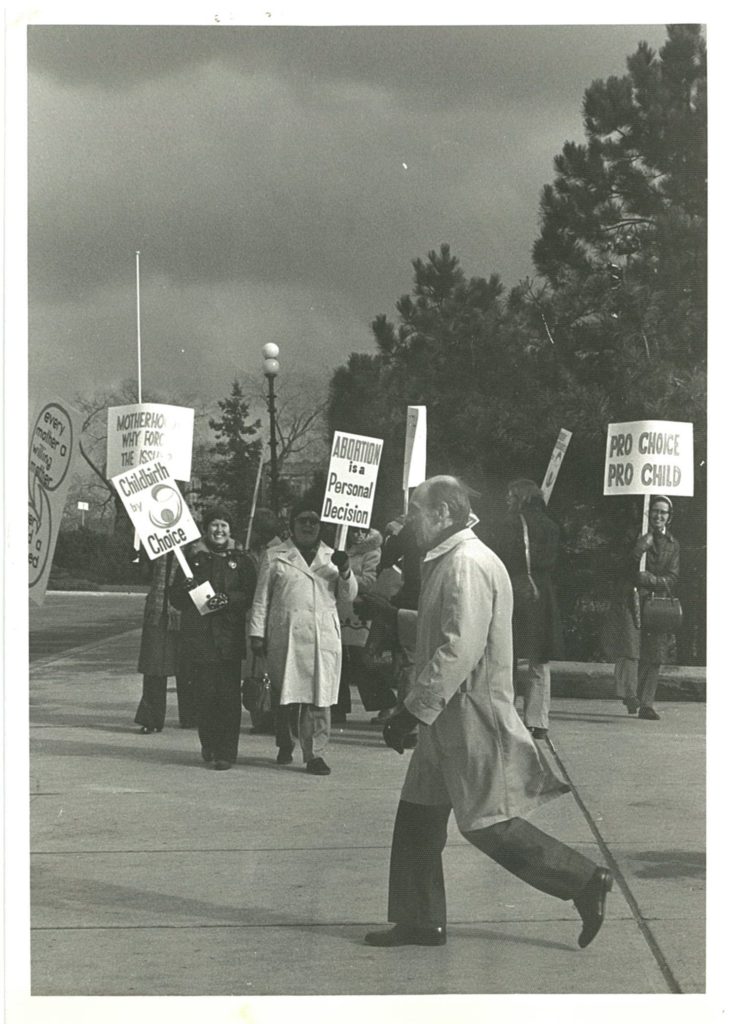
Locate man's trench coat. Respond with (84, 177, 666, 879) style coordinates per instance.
(398, 527, 569, 833)
(249, 539, 358, 707)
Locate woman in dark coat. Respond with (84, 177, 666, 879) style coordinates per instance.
(600, 495, 680, 720)
(496, 479, 564, 739)
(134, 551, 196, 733)
(170, 506, 257, 770)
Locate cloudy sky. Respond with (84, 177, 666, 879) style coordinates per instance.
(26, 18, 671, 413)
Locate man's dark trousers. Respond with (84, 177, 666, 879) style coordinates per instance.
(388, 800, 598, 927)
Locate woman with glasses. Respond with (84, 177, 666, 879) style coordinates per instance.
(601, 495, 680, 720)
(249, 499, 357, 775)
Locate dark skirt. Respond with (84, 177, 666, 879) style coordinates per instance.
(137, 614, 179, 676)
(512, 575, 564, 663)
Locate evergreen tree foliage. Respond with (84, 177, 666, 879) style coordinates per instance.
(200, 379, 262, 535)
(327, 26, 707, 661)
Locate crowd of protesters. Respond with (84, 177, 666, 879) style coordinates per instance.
(128, 473, 682, 951)
(133, 480, 679, 762)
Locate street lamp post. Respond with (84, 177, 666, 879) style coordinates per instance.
(262, 343, 280, 513)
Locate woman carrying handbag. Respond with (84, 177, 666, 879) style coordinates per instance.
(601, 495, 681, 720)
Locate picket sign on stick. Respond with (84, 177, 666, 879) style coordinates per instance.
(173, 545, 194, 579)
(540, 428, 572, 505)
(402, 406, 427, 515)
(321, 430, 384, 551)
(602, 420, 694, 572)
(639, 494, 652, 573)
(245, 437, 267, 550)
(111, 462, 200, 566)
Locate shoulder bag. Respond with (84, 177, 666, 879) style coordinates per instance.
(511, 514, 540, 606)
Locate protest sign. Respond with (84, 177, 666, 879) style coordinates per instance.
(106, 403, 194, 481)
(540, 428, 572, 504)
(321, 431, 384, 546)
(29, 398, 82, 605)
(111, 460, 200, 562)
(403, 405, 427, 491)
(603, 420, 693, 496)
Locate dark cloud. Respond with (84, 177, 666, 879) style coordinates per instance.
(27, 22, 670, 408)
(29, 24, 667, 108)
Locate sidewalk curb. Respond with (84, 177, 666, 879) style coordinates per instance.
(550, 661, 706, 702)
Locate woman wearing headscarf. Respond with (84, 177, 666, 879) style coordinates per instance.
(170, 506, 257, 770)
(601, 495, 680, 720)
(249, 498, 357, 776)
(496, 479, 564, 740)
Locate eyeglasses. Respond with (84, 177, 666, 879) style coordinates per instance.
(294, 515, 320, 525)
(650, 509, 670, 517)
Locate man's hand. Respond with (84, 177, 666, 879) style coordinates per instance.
(383, 704, 420, 754)
(250, 636, 266, 655)
(331, 550, 350, 575)
(638, 571, 657, 588)
(207, 592, 229, 611)
(183, 576, 198, 591)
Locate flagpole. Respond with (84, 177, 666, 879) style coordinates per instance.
(136, 250, 142, 403)
(133, 250, 143, 555)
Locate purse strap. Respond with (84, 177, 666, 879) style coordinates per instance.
(519, 514, 533, 577)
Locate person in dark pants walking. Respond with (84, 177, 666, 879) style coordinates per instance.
(170, 507, 257, 770)
(362, 476, 613, 949)
(134, 550, 197, 733)
(495, 478, 565, 740)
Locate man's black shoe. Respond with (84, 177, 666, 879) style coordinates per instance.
(574, 867, 613, 948)
(623, 697, 639, 715)
(276, 746, 294, 765)
(365, 924, 446, 947)
(305, 757, 331, 775)
(638, 706, 660, 720)
(214, 760, 232, 771)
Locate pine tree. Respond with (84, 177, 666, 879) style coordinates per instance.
(201, 380, 262, 535)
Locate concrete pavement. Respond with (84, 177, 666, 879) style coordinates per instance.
(28, 624, 705, 997)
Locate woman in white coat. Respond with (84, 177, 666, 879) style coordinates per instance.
(249, 499, 357, 775)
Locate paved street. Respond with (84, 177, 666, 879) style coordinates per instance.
(29, 591, 145, 661)
(24, 593, 706, 1002)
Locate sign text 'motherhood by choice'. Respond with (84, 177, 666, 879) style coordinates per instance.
(321, 431, 384, 527)
(603, 420, 693, 497)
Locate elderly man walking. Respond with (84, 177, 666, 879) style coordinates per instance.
(363, 476, 612, 949)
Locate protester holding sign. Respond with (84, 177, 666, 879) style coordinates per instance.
(600, 496, 680, 720)
(134, 550, 196, 734)
(495, 479, 564, 739)
(249, 498, 358, 776)
(169, 507, 257, 770)
(333, 526, 383, 723)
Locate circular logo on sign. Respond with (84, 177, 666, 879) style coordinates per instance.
(148, 484, 183, 529)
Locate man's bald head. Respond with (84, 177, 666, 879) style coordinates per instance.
(409, 476, 472, 550)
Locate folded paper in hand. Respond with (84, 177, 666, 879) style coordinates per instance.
(189, 580, 217, 616)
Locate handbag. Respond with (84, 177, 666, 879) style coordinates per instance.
(641, 585, 683, 632)
(511, 514, 540, 607)
(241, 653, 273, 714)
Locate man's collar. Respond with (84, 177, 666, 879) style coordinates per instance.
(423, 526, 477, 562)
